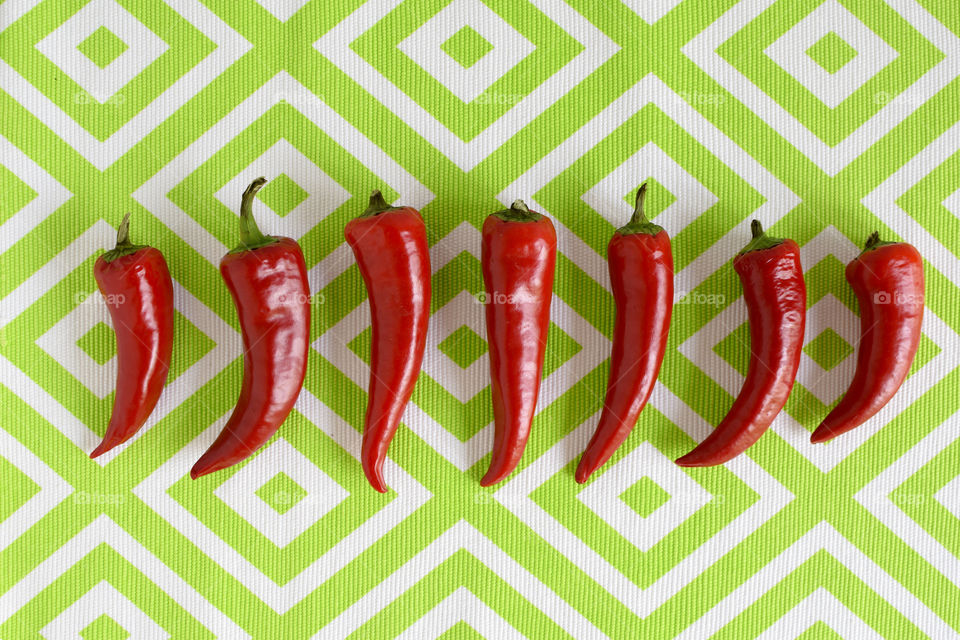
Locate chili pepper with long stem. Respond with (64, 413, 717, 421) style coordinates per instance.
(191, 178, 310, 479)
(480, 200, 556, 487)
(676, 221, 806, 467)
(811, 232, 923, 443)
(345, 190, 431, 493)
(576, 184, 673, 483)
(91, 214, 174, 458)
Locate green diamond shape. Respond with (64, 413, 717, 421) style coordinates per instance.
(438, 620, 485, 640)
(805, 32, 858, 74)
(438, 326, 488, 369)
(0, 456, 40, 523)
(796, 621, 843, 640)
(256, 173, 308, 218)
(713, 322, 752, 377)
(543, 323, 582, 378)
(0, 164, 37, 226)
(255, 472, 308, 515)
(622, 177, 676, 221)
(803, 328, 854, 371)
(719, 2, 943, 146)
(619, 476, 671, 518)
(79, 614, 130, 640)
(347, 327, 372, 366)
(77, 322, 117, 366)
(0, 3, 214, 141)
(76, 26, 129, 69)
(440, 26, 494, 69)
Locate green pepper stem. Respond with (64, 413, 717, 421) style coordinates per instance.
(116, 212, 133, 248)
(630, 183, 649, 226)
(617, 183, 663, 236)
(362, 189, 402, 217)
(232, 177, 277, 252)
(101, 212, 147, 262)
(738, 219, 784, 254)
(859, 230, 898, 254)
(492, 199, 541, 222)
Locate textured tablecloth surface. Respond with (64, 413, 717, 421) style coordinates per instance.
(2, 1, 959, 638)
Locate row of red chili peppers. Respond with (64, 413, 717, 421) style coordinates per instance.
(94, 179, 924, 490)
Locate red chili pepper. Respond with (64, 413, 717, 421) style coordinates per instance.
(480, 200, 556, 486)
(191, 178, 310, 479)
(91, 214, 174, 458)
(676, 221, 806, 467)
(811, 232, 923, 443)
(345, 191, 431, 493)
(576, 185, 673, 483)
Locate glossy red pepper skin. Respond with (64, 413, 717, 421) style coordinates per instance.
(91, 215, 174, 458)
(577, 185, 673, 483)
(480, 201, 556, 487)
(345, 191, 431, 493)
(191, 179, 310, 479)
(676, 221, 806, 467)
(811, 234, 923, 443)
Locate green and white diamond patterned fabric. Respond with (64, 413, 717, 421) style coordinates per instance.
(1, 0, 959, 637)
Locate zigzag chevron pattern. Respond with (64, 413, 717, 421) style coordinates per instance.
(1, 0, 959, 637)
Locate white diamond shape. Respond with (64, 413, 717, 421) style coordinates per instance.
(36, 305, 116, 400)
(397, 0, 535, 103)
(424, 291, 490, 403)
(677, 523, 955, 639)
(941, 186, 960, 220)
(316, 0, 618, 170)
(764, 1, 897, 108)
(1, 0, 250, 170)
(396, 588, 523, 640)
(933, 472, 960, 520)
(491, 403, 793, 620)
(39, 581, 168, 640)
(0, 428, 72, 554)
(213, 438, 348, 548)
(315, 522, 601, 638)
(34, 0, 169, 103)
(798, 296, 859, 405)
(855, 408, 960, 589)
(1, 516, 247, 637)
(755, 588, 882, 639)
(0, 134, 71, 255)
(577, 442, 711, 551)
(684, 0, 960, 175)
(215, 139, 350, 241)
(580, 142, 718, 236)
(134, 72, 432, 268)
(134, 393, 430, 614)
